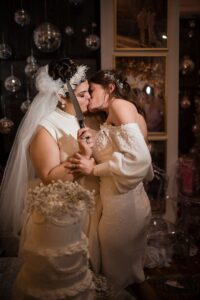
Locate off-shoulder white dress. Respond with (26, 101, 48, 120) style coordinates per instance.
(92, 123, 153, 288)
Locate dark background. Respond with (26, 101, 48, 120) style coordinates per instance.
(0, 0, 100, 168)
(178, 17, 200, 155)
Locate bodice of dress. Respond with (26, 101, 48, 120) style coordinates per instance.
(39, 107, 80, 162)
(39, 107, 100, 195)
(93, 123, 153, 194)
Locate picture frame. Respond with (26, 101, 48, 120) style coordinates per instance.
(114, 53, 167, 134)
(114, 0, 168, 50)
(146, 138, 167, 213)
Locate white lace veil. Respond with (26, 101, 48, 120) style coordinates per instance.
(0, 66, 62, 238)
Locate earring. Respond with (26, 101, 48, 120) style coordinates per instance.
(61, 103, 66, 109)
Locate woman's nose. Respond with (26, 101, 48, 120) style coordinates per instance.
(86, 92, 91, 99)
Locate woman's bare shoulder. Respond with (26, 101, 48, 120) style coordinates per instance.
(109, 98, 138, 124)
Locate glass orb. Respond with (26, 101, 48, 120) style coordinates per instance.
(26, 55, 37, 64)
(180, 95, 191, 109)
(81, 28, 87, 34)
(4, 75, 21, 93)
(0, 117, 14, 134)
(21, 99, 31, 113)
(180, 55, 195, 75)
(0, 43, 12, 59)
(65, 26, 74, 36)
(34, 22, 61, 53)
(69, 0, 83, 6)
(192, 124, 200, 134)
(25, 63, 39, 78)
(85, 34, 100, 51)
(14, 9, 30, 26)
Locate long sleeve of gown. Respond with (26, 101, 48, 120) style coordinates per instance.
(93, 123, 153, 193)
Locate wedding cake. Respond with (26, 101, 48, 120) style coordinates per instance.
(13, 180, 95, 300)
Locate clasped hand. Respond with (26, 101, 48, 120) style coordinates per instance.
(67, 127, 96, 175)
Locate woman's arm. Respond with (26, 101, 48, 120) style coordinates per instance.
(29, 127, 74, 184)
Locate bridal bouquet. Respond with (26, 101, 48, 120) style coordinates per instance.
(27, 180, 95, 221)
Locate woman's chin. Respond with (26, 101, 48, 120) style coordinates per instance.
(88, 106, 99, 113)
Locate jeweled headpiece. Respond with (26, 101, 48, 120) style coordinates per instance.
(36, 64, 88, 97)
(58, 65, 88, 96)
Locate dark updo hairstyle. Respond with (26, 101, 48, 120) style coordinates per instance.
(48, 58, 77, 83)
(90, 69, 145, 117)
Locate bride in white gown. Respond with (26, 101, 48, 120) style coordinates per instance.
(70, 70, 159, 300)
(0, 58, 99, 300)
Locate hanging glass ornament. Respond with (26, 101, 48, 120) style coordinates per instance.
(0, 95, 14, 134)
(34, 22, 61, 53)
(85, 34, 100, 51)
(65, 26, 74, 36)
(4, 66, 21, 93)
(21, 89, 31, 113)
(192, 124, 200, 134)
(24, 55, 39, 78)
(0, 117, 14, 134)
(81, 28, 87, 34)
(85, 22, 100, 51)
(14, 8, 30, 26)
(26, 55, 37, 64)
(187, 30, 194, 38)
(180, 95, 191, 109)
(189, 20, 196, 28)
(0, 43, 12, 59)
(68, 0, 83, 7)
(179, 55, 195, 75)
(25, 63, 39, 78)
(194, 96, 200, 107)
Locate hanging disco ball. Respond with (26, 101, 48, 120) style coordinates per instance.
(0, 43, 12, 59)
(25, 63, 39, 78)
(81, 28, 87, 34)
(4, 75, 21, 93)
(34, 22, 61, 53)
(20, 99, 31, 113)
(24, 55, 39, 78)
(14, 9, 30, 26)
(85, 34, 100, 51)
(21, 89, 32, 113)
(180, 55, 195, 75)
(26, 55, 37, 64)
(68, 0, 83, 7)
(0, 117, 14, 134)
(180, 95, 191, 109)
(65, 26, 74, 36)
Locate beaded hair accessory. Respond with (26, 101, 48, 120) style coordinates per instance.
(58, 65, 88, 96)
(104, 71, 124, 89)
(36, 64, 88, 97)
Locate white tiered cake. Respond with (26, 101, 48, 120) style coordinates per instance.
(13, 180, 95, 300)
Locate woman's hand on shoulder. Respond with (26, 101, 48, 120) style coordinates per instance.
(109, 98, 138, 125)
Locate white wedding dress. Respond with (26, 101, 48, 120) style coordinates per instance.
(92, 123, 153, 289)
(13, 108, 100, 300)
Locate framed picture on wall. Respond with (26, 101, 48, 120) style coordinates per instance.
(146, 138, 167, 213)
(114, 0, 168, 50)
(114, 53, 167, 134)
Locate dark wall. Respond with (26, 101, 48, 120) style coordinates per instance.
(179, 17, 200, 155)
(0, 0, 100, 167)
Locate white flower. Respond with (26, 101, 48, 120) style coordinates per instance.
(27, 180, 95, 222)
